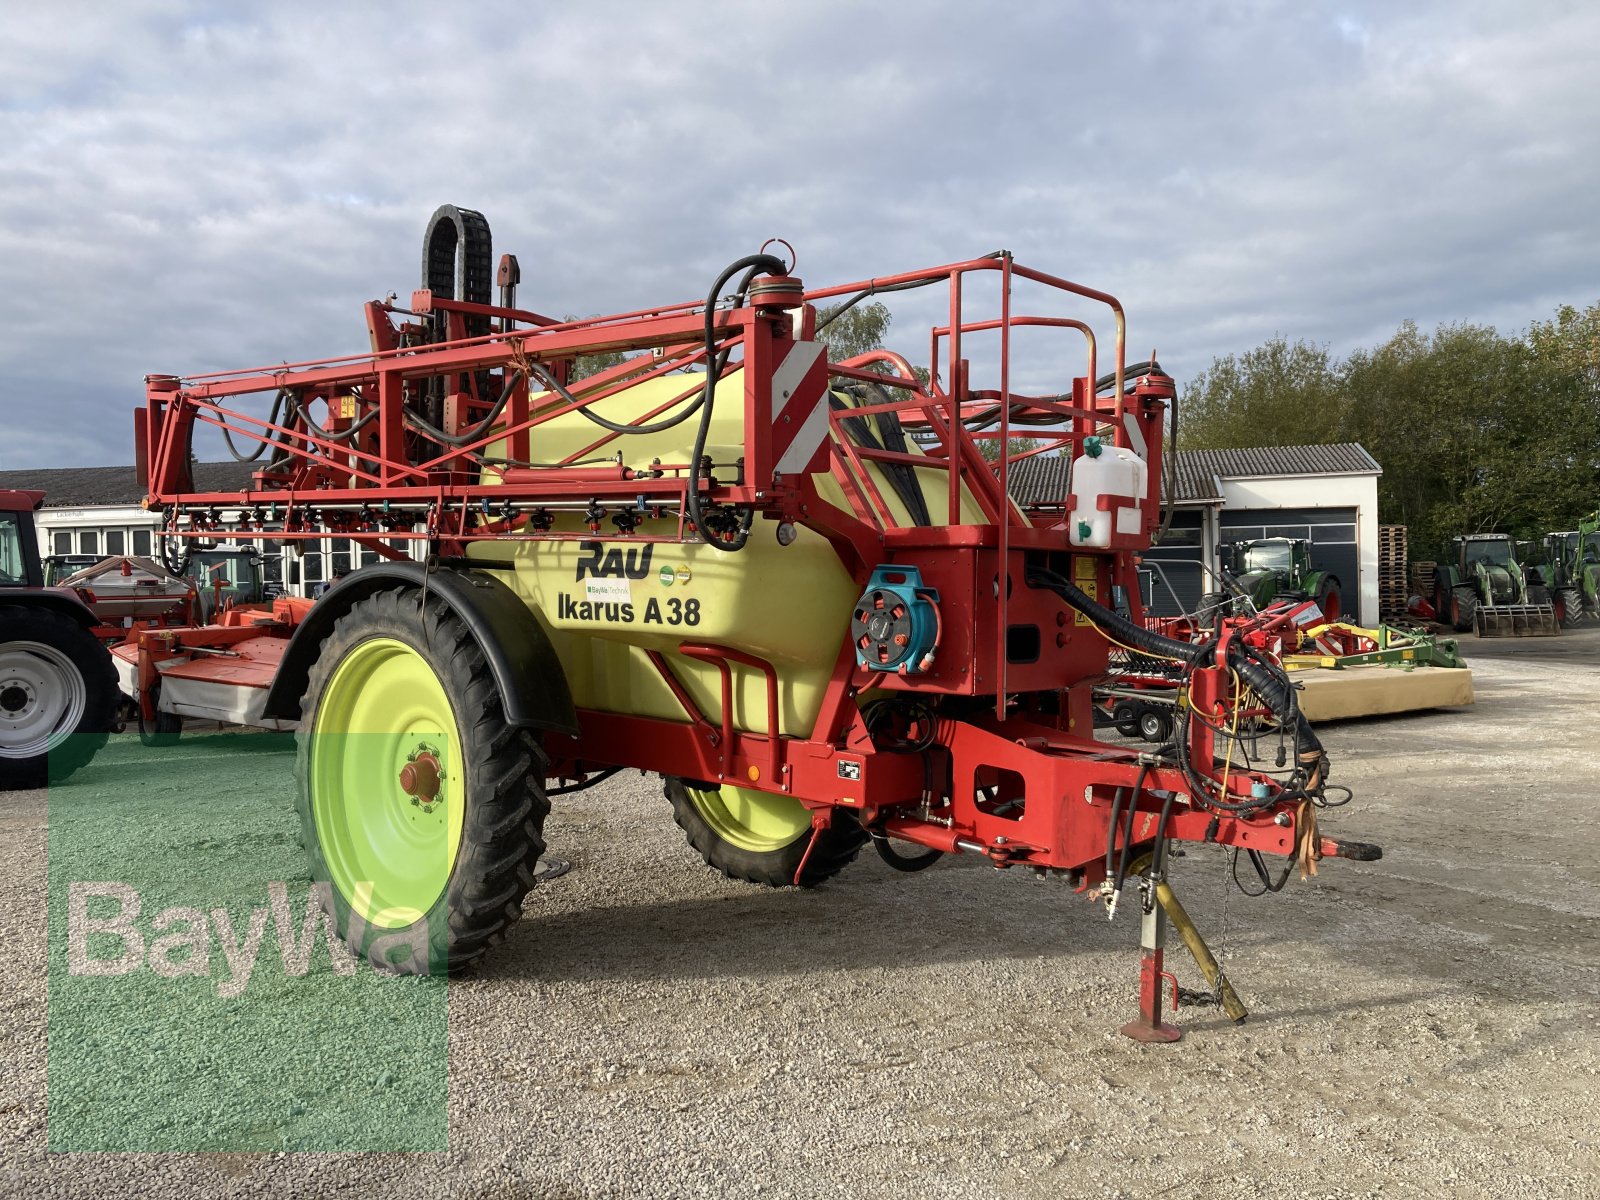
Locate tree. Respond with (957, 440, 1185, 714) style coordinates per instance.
(1179, 305, 1600, 561)
(814, 301, 893, 364)
(1178, 337, 1344, 451)
(975, 435, 1044, 463)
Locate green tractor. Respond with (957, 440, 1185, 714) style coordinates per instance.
(1432, 533, 1558, 637)
(1207, 537, 1344, 622)
(1539, 512, 1600, 627)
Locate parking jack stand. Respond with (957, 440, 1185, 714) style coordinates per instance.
(1121, 875, 1183, 1044)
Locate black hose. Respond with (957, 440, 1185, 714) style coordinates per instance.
(526, 360, 712, 437)
(813, 254, 1005, 336)
(1113, 762, 1152, 898)
(285, 389, 380, 443)
(1027, 565, 1323, 760)
(222, 389, 287, 462)
(689, 253, 786, 552)
(402, 369, 524, 447)
(871, 835, 944, 872)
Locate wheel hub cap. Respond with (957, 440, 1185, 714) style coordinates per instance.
(400, 744, 444, 812)
(0, 642, 87, 758)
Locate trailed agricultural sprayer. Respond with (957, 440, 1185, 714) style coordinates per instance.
(132, 206, 1379, 1040)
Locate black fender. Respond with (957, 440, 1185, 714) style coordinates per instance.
(260, 562, 578, 734)
(2, 588, 101, 630)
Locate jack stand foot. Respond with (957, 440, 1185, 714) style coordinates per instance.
(1120, 887, 1184, 1044)
(1121, 1019, 1182, 1044)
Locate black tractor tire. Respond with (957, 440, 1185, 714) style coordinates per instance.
(1449, 586, 1478, 633)
(1555, 587, 1583, 628)
(136, 680, 184, 747)
(1138, 706, 1175, 743)
(666, 776, 866, 888)
(1196, 591, 1229, 628)
(1432, 569, 1453, 625)
(294, 586, 549, 975)
(1527, 584, 1553, 607)
(1112, 701, 1141, 737)
(1316, 578, 1343, 622)
(0, 604, 118, 790)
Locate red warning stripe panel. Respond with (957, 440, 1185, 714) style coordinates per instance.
(769, 341, 831, 479)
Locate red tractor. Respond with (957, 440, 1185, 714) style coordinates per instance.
(0, 491, 119, 789)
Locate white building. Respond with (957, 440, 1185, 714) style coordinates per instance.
(0, 462, 393, 596)
(1008, 443, 1383, 625)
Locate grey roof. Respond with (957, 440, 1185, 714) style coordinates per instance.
(1007, 442, 1380, 509)
(1181, 443, 1381, 483)
(0, 462, 256, 507)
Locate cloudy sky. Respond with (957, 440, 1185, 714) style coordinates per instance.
(3, 1, 1597, 468)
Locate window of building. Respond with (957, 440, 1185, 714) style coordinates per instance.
(79, 531, 98, 556)
(54, 531, 73, 554)
(132, 529, 152, 556)
(105, 530, 125, 555)
(1310, 524, 1357, 542)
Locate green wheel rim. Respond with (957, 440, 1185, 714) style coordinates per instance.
(685, 782, 811, 853)
(310, 637, 464, 929)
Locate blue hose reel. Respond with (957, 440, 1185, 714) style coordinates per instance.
(852, 565, 941, 674)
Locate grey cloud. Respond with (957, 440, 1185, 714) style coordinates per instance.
(2, 1, 1598, 465)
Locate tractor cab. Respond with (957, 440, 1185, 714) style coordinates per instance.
(184, 546, 266, 621)
(0, 492, 46, 589)
(43, 555, 103, 586)
(1454, 534, 1521, 604)
(1220, 537, 1311, 603)
(1457, 534, 1515, 571)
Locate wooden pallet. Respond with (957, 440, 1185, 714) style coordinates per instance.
(1378, 525, 1409, 619)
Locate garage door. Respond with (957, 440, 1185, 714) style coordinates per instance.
(1141, 510, 1208, 617)
(1220, 507, 1360, 623)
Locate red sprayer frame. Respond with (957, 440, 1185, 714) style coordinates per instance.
(136, 246, 1377, 1038)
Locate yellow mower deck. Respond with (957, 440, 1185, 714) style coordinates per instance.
(1291, 663, 1475, 721)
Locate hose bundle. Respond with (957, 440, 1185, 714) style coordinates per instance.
(1024, 566, 1326, 814)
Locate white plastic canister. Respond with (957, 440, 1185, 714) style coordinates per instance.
(1067, 438, 1147, 548)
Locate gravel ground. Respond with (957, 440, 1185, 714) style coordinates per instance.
(2, 627, 1598, 1198)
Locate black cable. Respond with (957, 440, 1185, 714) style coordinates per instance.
(1232, 847, 1294, 896)
(833, 384, 932, 527)
(1027, 565, 1325, 815)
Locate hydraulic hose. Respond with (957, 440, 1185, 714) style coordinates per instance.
(1026, 567, 1323, 761)
(402, 369, 524, 447)
(222, 388, 288, 462)
(689, 253, 786, 553)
